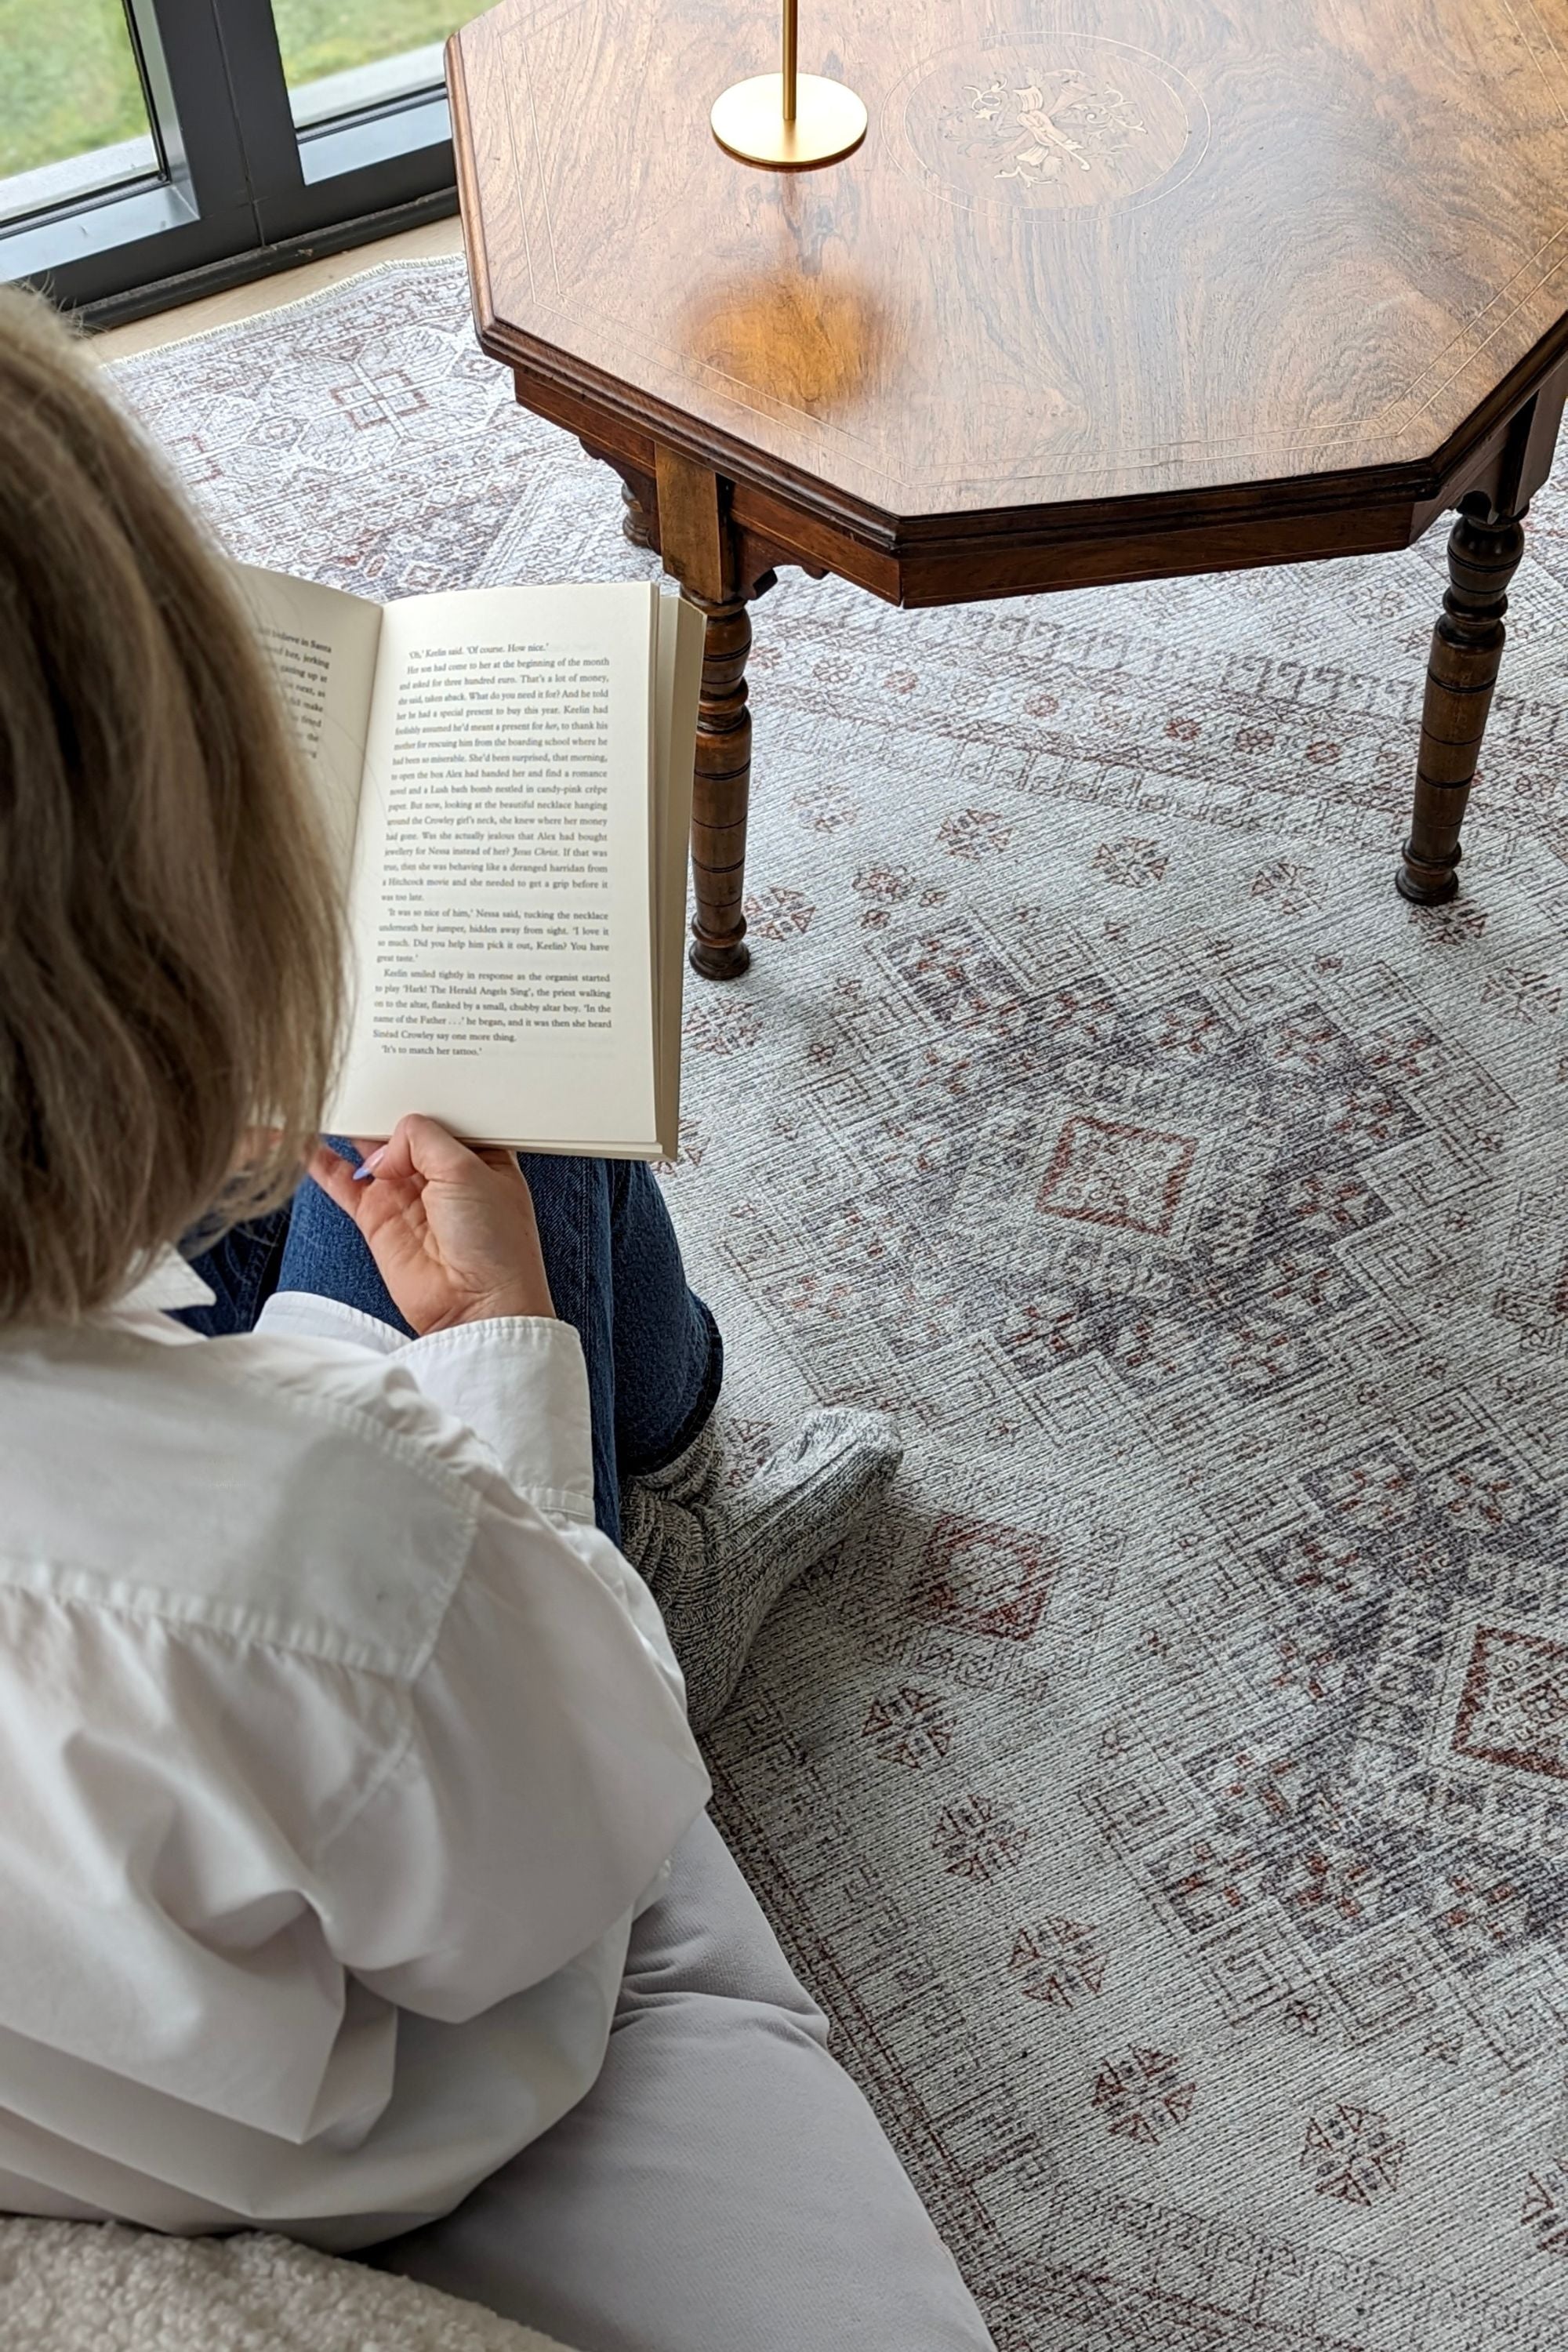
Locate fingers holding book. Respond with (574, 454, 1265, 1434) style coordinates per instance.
(310, 1116, 555, 1336)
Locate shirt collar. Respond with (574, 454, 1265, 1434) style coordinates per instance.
(110, 1247, 216, 1317)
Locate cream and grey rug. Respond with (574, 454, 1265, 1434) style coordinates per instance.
(111, 256, 1568, 2352)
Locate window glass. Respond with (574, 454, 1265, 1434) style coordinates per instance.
(275, 0, 470, 129)
(0, 0, 157, 223)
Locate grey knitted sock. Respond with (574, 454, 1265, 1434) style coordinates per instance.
(621, 1408, 902, 1732)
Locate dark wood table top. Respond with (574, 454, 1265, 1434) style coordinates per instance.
(452, 0, 1568, 550)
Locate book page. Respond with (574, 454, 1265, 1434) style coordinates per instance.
(232, 564, 382, 887)
(333, 581, 659, 1149)
(652, 593, 704, 1157)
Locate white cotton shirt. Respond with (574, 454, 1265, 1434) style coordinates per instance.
(0, 1254, 710, 2249)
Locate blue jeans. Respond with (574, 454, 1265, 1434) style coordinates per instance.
(180, 1155, 722, 1548)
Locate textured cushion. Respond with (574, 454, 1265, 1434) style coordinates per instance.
(0, 2220, 575, 2352)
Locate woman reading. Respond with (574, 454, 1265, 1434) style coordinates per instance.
(0, 288, 993, 2352)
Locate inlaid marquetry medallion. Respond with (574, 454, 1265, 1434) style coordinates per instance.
(894, 34, 1207, 213)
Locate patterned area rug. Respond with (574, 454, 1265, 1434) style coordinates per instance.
(111, 258, 1568, 2351)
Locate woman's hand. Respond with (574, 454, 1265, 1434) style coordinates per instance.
(309, 1116, 555, 1335)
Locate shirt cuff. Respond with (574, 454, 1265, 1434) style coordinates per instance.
(255, 1295, 597, 1526)
(397, 1317, 597, 1526)
(256, 1290, 405, 1355)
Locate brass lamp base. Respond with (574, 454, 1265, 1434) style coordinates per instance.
(710, 73, 867, 169)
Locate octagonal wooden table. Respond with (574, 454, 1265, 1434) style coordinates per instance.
(448, 0, 1568, 978)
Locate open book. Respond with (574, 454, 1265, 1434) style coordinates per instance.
(237, 564, 704, 1158)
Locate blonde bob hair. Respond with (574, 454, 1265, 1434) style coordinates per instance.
(0, 287, 343, 1324)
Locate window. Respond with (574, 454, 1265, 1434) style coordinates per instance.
(278, 2, 466, 129)
(1, 2, 467, 324)
(0, 0, 158, 227)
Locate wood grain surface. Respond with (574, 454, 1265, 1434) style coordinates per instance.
(452, 0, 1568, 539)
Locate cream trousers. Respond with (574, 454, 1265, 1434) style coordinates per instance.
(374, 1813, 996, 2352)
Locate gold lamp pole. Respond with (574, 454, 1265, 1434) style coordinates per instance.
(710, 0, 867, 170)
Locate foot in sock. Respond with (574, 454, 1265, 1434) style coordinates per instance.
(619, 1408, 901, 1732)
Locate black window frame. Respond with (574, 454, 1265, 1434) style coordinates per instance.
(1, 0, 459, 328)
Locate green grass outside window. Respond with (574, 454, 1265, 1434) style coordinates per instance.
(1, 2, 466, 181)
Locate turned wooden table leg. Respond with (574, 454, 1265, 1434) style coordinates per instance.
(688, 592, 753, 980)
(619, 480, 656, 552)
(1396, 495, 1527, 904)
(590, 441, 781, 979)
